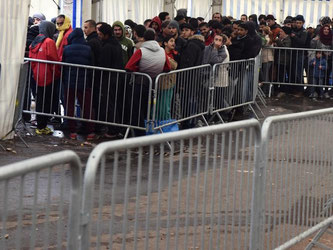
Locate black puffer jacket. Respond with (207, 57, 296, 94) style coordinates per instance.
(243, 21, 262, 59)
(291, 27, 308, 48)
(179, 35, 205, 69)
(86, 31, 102, 66)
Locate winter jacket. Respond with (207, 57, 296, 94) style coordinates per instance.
(26, 25, 39, 56)
(112, 21, 134, 64)
(243, 22, 262, 59)
(179, 35, 205, 69)
(175, 36, 187, 55)
(98, 37, 124, 69)
(86, 31, 102, 66)
(202, 44, 229, 65)
(309, 38, 333, 61)
(228, 35, 246, 61)
(57, 27, 73, 60)
(29, 35, 60, 86)
(203, 44, 230, 87)
(62, 28, 93, 90)
(291, 27, 308, 48)
(125, 40, 171, 79)
(275, 36, 292, 65)
(309, 57, 327, 78)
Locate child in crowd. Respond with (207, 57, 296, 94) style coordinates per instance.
(308, 51, 327, 99)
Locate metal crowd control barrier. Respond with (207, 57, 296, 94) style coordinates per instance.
(81, 120, 262, 250)
(151, 64, 212, 132)
(0, 150, 82, 249)
(255, 108, 333, 249)
(23, 58, 153, 138)
(211, 55, 263, 121)
(261, 47, 333, 97)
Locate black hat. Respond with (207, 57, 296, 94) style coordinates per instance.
(266, 14, 276, 21)
(295, 15, 305, 22)
(180, 23, 194, 31)
(281, 26, 292, 35)
(283, 18, 292, 25)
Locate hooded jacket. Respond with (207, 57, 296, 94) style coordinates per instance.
(98, 36, 124, 70)
(149, 16, 162, 33)
(29, 21, 60, 87)
(62, 28, 93, 90)
(112, 21, 134, 64)
(125, 40, 171, 78)
(243, 22, 262, 59)
(179, 35, 205, 69)
(56, 16, 73, 60)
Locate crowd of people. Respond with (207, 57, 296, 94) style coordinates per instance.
(24, 10, 332, 140)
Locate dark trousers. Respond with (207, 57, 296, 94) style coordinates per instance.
(64, 88, 94, 134)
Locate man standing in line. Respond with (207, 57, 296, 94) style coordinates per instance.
(112, 21, 134, 65)
(55, 14, 73, 60)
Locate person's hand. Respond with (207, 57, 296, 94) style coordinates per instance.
(319, 65, 322, 69)
(290, 33, 295, 37)
(313, 62, 316, 66)
(314, 36, 320, 40)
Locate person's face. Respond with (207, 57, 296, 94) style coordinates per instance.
(151, 22, 159, 31)
(213, 35, 223, 47)
(56, 17, 65, 27)
(215, 28, 223, 35)
(232, 23, 239, 31)
(33, 18, 41, 25)
(296, 21, 304, 29)
(168, 26, 178, 36)
(178, 18, 186, 25)
(213, 14, 222, 23)
(292, 21, 297, 28)
(83, 22, 95, 36)
(323, 26, 330, 35)
(144, 21, 151, 28)
(279, 30, 287, 39)
(96, 24, 102, 37)
(237, 27, 247, 37)
(164, 37, 175, 50)
(181, 28, 193, 39)
(200, 26, 210, 37)
(113, 26, 123, 39)
(165, 15, 171, 21)
(98, 32, 106, 40)
(267, 19, 275, 27)
(241, 16, 247, 22)
(284, 23, 292, 28)
(316, 52, 322, 59)
(259, 24, 266, 32)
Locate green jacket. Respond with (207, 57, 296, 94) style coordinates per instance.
(112, 21, 133, 64)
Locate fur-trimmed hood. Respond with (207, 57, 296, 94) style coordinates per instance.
(188, 34, 205, 42)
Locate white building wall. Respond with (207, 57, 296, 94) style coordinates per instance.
(29, 0, 60, 20)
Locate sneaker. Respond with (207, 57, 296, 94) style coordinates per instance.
(36, 127, 53, 135)
(86, 133, 97, 141)
(70, 133, 77, 140)
(324, 92, 330, 99)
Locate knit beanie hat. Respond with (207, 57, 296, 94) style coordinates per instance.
(33, 13, 46, 21)
(169, 20, 180, 33)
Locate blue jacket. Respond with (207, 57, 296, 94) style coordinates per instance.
(309, 57, 327, 78)
(62, 28, 93, 90)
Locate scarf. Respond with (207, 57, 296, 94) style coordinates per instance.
(56, 16, 71, 49)
(319, 25, 332, 46)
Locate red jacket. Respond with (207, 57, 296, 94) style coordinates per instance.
(205, 31, 215, 46)
(29, 35, 60, 87)
(57, 27, 73, 61)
